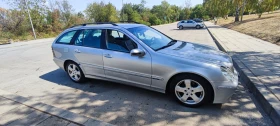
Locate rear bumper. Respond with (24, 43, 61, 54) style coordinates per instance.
(53, 58, 65, 71)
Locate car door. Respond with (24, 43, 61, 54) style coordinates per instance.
(180, 21, 186, 27)
(189, 20, 196, 27)
(71, 29, 105, 78)
(185, 20, 193, 27)
(102, 29, 152, 87)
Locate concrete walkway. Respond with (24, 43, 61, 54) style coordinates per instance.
(205, 22, 280, 125)
(0, 90, 113, 126)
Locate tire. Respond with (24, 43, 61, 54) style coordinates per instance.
(169, 74, 213, 107)
(66, 61, 86, 83)
(179, 25, 183, 30)
(196, 25, 200, 29)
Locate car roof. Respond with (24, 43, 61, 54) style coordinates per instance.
(181, 20, 194, 21)
(67, 23, 145, 31)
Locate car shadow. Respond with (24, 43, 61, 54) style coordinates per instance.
(36, 68, 271, 125)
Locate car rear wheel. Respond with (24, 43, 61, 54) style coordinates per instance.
(66, 62, 86, 83)
(179, 25, 183, 30)
(169, 74, 213, 107)
(196, 25, 200, 29)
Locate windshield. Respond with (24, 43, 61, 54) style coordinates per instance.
(127, 26, 173, 50)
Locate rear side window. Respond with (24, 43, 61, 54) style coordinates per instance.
(56, 31, 77, 44)
(74, 29, 102, 48)
(180, 21, 185, 23)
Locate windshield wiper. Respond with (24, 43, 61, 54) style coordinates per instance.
(155, 40, 177, 51)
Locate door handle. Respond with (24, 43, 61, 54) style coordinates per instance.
(74, 49, 81, 53)
(104, 54, 112, 58)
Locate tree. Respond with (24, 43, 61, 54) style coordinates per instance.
(56, 0, 74, 27)
(254, 0, 277, 18)
(104, 3, 119, 22)
(85, 2, 119, 22)
(179, 0, 192, 20)
(0, 8, 25, 34)
(190, 4, 206, 19)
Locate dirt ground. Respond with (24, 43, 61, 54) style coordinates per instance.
(216, 10, 280, 45)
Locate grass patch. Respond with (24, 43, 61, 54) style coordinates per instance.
(0, 31, 59, 43)
(215, 10, 280, 46)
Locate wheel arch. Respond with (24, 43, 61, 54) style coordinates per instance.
(63, 60, 78, 71)
(165, 72, 215, 102)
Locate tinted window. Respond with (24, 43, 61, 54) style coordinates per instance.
(74, 29, 102, 48)
(180, 21, 185, 23)
(57, 31, 77, 44)
(106, 29, 137, 53)
(75, 31, 83, 46)
(187, 21, 192, 23)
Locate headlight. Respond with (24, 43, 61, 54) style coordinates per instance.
(220, 66, 236, 82)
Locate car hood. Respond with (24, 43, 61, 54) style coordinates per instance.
(157, 41, 232, 66)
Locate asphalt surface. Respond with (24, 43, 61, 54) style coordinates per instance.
(0, 23, 274, 126)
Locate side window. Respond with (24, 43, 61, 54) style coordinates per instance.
(180, 21, 185, 23)
(83, 29, 102, 48)
(57, 31, 77, 44)
(74, 29, 102, 48)
(106, 29, 137, 53)
(187, 21, 191, 23)
(111, 30, 124, 38)
(75, 31, 83, 46)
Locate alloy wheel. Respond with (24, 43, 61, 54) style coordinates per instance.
(67, 64, 81, 81)
(175, 79, 205, 105)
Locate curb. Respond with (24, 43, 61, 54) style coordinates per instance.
(206, 25, 280, 126)
(0, 90, 114, 126)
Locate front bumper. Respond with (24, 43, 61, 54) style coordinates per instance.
(212, 70, 238, 103)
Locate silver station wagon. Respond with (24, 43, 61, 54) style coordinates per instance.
(52, 22, 238, 107)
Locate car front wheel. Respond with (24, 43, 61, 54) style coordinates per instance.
(66, 62, 86, 83)
(196, 25, 200, 29)
(170, 74, 213, 107)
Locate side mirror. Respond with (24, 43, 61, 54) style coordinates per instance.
(130, 49, 145, 57)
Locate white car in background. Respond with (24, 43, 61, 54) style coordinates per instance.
(177, 20, 204, 29)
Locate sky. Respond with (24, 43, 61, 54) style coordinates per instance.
(0, 0, 203, 12)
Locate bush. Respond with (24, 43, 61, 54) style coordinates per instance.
(203, 15, 210, 21)
(149, 14, 161, 25)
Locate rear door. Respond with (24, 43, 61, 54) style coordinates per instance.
(52, 30, 78, 65)
(71, 29, 105, 78)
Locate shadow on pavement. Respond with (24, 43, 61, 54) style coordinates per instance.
(37, 68, 272, 125)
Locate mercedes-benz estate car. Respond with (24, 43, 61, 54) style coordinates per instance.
(177, 20, 204, 29)
(52, 22, 238, 107)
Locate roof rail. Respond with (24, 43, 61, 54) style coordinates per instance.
(119, 21, 140, 24)
(70, 22, 118, 28)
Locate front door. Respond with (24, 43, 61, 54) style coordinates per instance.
(102, 29, 152, 87)
(71, 29, 105, 78)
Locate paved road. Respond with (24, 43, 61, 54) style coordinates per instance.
(0, 23, 274, 126)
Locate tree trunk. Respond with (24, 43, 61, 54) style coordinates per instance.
(258, 14, 262, 18)
(235, 7, 239, 22)
(240, 0, 246, 22)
